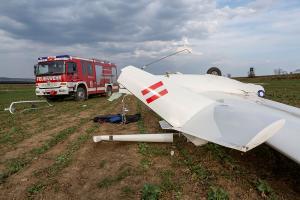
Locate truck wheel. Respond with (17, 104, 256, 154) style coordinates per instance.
(207, 67, 222, 76)
(106, 86, 112, 97)
(75, 87, 86, 101)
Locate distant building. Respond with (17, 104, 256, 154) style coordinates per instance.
(248, 67, 255, 78)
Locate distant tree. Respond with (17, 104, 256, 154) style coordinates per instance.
(274, 68, 289, 75)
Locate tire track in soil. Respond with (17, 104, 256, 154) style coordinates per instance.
(0, 98, 118, 199)
(1, 117, 76, 164)
(0, 100, 106, 173)
(0, 107, 94, 164)
(0, 100, 97, 156)
(0, 99, 96, 152)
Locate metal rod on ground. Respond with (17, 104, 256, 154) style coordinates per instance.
(93, 133, 174, 143)
(121, 94, 129, 124)
(4, 100, 52, 114)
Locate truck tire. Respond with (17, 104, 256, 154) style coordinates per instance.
(207, 67, 222, 76)
(75, 86, 86, 101)
(106, 86, 112, 97)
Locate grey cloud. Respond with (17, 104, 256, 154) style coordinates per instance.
(0, 0, 219, 45)
(0, 0, 299, 78)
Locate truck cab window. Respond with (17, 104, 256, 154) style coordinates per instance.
(36, 61, 65, 75)
(81, 62, 87, 75)
(87, 63, 93, 76)
(112, 67, 117, 82)
(67, 62, 77, 73)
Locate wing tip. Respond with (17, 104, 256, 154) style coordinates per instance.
(245, 119, 286, 151)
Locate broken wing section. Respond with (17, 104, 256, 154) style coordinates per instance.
(199, 92, 300, 163)
(118, 66, 286, 152)
(174, 99, 285, 151)
(258, 98, 300, 164)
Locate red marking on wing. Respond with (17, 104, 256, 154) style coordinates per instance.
(141, 81, 163, 95)
(145, 89, 168, 104)
(159, 89, 168, 96)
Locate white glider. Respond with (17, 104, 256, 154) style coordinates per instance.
(114, 66, 300, 164)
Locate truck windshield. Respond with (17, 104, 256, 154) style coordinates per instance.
(36, 61, 65, 75)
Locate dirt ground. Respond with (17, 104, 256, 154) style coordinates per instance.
(0, 84, 300, 199)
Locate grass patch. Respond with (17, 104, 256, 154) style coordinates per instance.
(0, 126, 25, 145)
(97, 177, 114, 188)
(85, 125, 98, 134)
(141, 183, 161, 200)
(0, 173, 8, 184)
(30, 126, 77, 155)
(44, 134, 89, 177)
(256, 179, 277, 199)
(27, 182, 46, 196)
(0, 159, 29, 184)
(190, 163, 211, 181)
(159, 170, 180, 192)
(207, 186, 229, 200)
(179, 148, 211, 182)
(28, 134, 90, 195)
(0, 84, 36, 111)
(205, 143, 233, 165)
(0, 126, 78, 184)
(136, 100, 146, 134)
(97, 166, 132, 188)
(176, 141, 232, 199)
(6, 158, 29, 175)
(99, 160, 107, 169)
(140, 158, 151, 170)
(237, 78, 300, 107)
(121, 186, 135, 198)
(138, 143, 169, 157)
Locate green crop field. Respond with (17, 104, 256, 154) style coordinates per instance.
(237, 76, 300, 107)
(0, 77, 299, 200)
(0, 84, 37, 111)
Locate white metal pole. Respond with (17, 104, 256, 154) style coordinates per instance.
(93, 133, 173, 143)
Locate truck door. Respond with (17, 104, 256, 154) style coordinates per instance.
(95, 64, 104, 92)
(81, 61, 95, 92)
(86, 62, 95, 91)
(103, 66, 112, 84)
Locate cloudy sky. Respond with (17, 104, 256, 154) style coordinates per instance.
(0, 0, 299, 78)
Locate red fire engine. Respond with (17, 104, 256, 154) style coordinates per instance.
(34, 55, 118, 100)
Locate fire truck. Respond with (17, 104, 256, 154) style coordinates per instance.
(34, 55, 118, 100)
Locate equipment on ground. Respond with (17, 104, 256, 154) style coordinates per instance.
(4, 100, 52, 114)
(93, 113, 141, 124)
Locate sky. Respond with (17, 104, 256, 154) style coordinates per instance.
(0, 0, 299, 78)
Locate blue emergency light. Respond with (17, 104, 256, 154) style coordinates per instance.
(38, 55, 71, 62)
